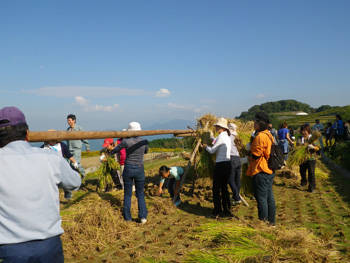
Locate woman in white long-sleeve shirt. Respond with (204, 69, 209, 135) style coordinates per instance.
(202, 118, 232, 218)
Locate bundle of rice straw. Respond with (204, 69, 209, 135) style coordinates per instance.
(195, 129, 215, 179)
(98, 156, 119, 191)
(287, 131, 321, 167)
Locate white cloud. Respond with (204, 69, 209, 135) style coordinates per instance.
(22, 86, 150, 98)
(74, 96, 120, 112)
(167, 102, 187, 110)
(75, 96, 90, 106)
(255, 94, 267, 98)
(155, 89, 171, 98)
(160, 102, 208, 114)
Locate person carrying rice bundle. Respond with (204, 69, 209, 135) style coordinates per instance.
(296, 124, 320, 193)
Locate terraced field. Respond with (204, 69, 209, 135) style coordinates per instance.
(61, 156, 350, 262)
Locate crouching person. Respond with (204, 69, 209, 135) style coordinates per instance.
(158, 165, 184, 206)
(0, 107, 81, 263)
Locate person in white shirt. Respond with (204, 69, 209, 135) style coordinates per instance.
(202, 118, 232, 218)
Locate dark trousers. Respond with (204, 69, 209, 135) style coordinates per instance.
(0, 235, 64, 263)
(252, 172, 276, 225)
(228, 156, 241, 201)
(212, 161, 231, 215)
(166, 173, 183, 202)
(300, 160, 316, 191)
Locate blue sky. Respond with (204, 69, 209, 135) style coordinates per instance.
(1, 1, 349, 131)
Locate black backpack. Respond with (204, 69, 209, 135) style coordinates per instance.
(262, 132, 285, 170)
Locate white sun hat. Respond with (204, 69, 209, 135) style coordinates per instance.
(228, 123, 238, 136)
(214, 117, 228, 130)
(127, 122, 141, 131)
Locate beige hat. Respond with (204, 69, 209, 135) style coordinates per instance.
(214, 117, 228, 130)
(228, 123, 238, 136)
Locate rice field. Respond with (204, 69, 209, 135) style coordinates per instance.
(60, 154, 350, 262)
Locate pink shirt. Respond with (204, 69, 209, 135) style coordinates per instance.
(116, 138, 126, 165)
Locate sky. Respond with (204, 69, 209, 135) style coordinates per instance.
(1, 0, 349, 131)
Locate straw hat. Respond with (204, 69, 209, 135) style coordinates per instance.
(228, 123, 238, 136)
(214, 118, 228, 130)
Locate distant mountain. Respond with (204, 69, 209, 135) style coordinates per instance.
(143, 119, 197, 142)
(144, 119, 196, 131)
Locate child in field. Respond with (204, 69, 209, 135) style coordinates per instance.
(158, 166, 184, 206)
(100, 138, 124, 190)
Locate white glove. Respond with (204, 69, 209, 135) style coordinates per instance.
(99, 154, 106, 163)
(73, 162, 79, 169)
(307, 144, 315, 150)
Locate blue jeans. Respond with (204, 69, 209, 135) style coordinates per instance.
(278, 140, 289, 154)
(252, 172, 276, 225)
(0, 235, 64, 263)
(122, 164, 147, 221)
(228, 156, 241, 202)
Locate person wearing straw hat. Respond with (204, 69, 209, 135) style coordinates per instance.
(202, 117, 232, 218)
(111, 122, 149, 224)
(227, 123, 242, 206)
(247, 112, 276, 225)
(0, 107, 81, 262)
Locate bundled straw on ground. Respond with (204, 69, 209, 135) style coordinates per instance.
(287, 131, 321, 167)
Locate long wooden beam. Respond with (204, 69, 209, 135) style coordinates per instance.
(27, 129, 196, 142)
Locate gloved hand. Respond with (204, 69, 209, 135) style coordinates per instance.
(73, 162, 79, 169)
(307, 144, 315, 150)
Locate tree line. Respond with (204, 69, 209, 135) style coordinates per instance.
(148, 137, 194, 149)
(238, 99, 333, 120)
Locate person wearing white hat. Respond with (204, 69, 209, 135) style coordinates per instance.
(111, 122, 149, 224)
(202, 117, 232, 218)
(227, 123, 242, 206)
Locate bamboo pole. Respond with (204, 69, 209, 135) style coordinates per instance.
(174, 132, 197, 137)
(239, 194, 249, 207)
(172, 122, 209, 202)
(27, 129, 195, 142)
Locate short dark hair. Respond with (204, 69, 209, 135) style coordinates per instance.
(159, 165, 170, 176)
(300, 124, 311, 134)
(67, 114, 76, 121)
(0, 123, 29, 148)
(281, 122, 288, 129)
(255, 120, 269, 132)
